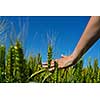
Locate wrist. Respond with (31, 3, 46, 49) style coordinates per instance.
(70, 53, 78, 65)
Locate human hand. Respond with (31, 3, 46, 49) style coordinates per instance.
(56, 54, 74, 68)
(43, 54, 75, 71)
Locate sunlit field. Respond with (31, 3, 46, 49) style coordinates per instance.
(0, 16, 100, 83)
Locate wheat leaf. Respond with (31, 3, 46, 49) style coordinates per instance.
(27, 69, 46, 81)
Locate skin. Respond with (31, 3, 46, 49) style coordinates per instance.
(44, 16, 100, 71)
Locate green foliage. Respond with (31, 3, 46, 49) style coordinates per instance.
(47, 43, 52, 68)
(28, 69, 46, 82)
(93, 58, 99, 82)
(86, 58, 94, 83)
(14, 40, 25, 82)
(72, 59, 83, 83)
(42, 72, 52, 83)
(53, 61, 59, 83)
(6, 45, 15, 82)
(0, 45, 6, 82)
(0, 40, 100, 83)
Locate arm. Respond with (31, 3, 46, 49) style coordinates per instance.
(43, 16, 100, 70)
(72, 16, 100, 63)
(52, 16, 100, 69)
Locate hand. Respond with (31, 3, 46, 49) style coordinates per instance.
(43, 54, 75, 71)
(56, 54, 74, 69)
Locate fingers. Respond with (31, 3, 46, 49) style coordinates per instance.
(48, 67, 55, 71)
(42, 55, 73, 70)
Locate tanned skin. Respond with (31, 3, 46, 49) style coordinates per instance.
(44, 16, 100, 70)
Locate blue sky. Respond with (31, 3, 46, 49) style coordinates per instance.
(1, 16, 100, 67)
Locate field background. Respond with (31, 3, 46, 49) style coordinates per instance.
(0, 16, 100, 83)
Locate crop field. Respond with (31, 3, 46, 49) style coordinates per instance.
(0, 17, 100, 83)
(0, 41, 100, 83)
